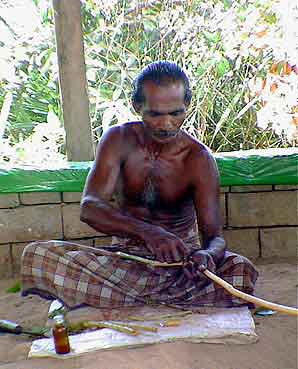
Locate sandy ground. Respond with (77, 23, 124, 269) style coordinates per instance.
(0, 258, 297, 369)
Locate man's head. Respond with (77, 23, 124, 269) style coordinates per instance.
(132, 61, 192, 107)
(132, 61, 192, 143)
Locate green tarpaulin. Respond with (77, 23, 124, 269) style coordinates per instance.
(0, 148, 297, 193)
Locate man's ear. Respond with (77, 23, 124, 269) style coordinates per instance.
(185, 99, 191, 109)
(132, 101, 142, 114)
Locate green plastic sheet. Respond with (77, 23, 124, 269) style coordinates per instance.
(215, 148, 298, 186)
(0, 148, 297, 193)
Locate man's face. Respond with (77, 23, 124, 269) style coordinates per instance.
(137, 81, 188, 143)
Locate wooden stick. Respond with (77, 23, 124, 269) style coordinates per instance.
(69, 320, 139, 336)
(115, 251, 182, 267)
(115, 251, 298, 316)
(114, 322, 158, 333)
(203, 269, 298, 316)
(127, 311, 193, 321)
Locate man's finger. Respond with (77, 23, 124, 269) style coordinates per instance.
(177, 242, 188, 259)
(183, 265, 194, 280)
(198, 264, 207, 272)
(170, 245, 181, 262)
(155, 246, 164, 262)
(162, 247, 173, 263)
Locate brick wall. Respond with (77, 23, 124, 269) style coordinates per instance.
(0, 185, 297, 277)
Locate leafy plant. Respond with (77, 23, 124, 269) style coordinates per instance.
(0, 0, 297, 165)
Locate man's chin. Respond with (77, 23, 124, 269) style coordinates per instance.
(151, 132, 178, 143)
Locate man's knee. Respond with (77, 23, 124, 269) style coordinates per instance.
(22, 240, 58, 260)
(220, 251, 259, 288)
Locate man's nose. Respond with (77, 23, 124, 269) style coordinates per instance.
(159, 114, 173, 129)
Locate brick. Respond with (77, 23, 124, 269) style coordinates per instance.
(11, 242, 28, 275)
(62, 203, 104, 239)
(220, 193, 226, 226)
(0, 194, 19, 208)
(228, 191, 298, 227)
(223, 229, 259, 259)
(94, 237, 113, 247)
(62, 192, 82, 203)
(220, 186, 229, 193)
(0, 244, 13, 278)
(230, 185, 273, 192)
(260, 227, 298, 258)
(20, 192, 61, 205)
(275, 185, 298, 190)
(0, 205, 63, 243)
(64, 238, 94, 246)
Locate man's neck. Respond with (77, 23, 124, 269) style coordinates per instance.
(142, 125, 181, 156)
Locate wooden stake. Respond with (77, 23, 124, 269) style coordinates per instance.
(52, 0, 94, 161)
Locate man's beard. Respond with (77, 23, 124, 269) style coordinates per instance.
(152, 129, 179, 139)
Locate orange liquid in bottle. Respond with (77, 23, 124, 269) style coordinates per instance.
(52, 315, 70, 354)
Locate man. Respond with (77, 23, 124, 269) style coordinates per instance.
(21, 61, 258, 309)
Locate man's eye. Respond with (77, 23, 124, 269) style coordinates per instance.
(171, 111, 183, 116)
(148, 112, 160, 117)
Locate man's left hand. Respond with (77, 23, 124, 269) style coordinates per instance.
(183, 250, 216, 280)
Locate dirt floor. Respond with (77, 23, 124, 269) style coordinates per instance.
(0, 258, 297, 369)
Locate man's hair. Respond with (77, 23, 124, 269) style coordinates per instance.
(132, 61, 192, 106)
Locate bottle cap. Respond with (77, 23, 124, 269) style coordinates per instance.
(53, 314, 65, 324)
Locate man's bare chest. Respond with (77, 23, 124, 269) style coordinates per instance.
(120, 149, 191, 207)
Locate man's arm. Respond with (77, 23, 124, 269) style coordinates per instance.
(185, 145, 226, 277)
(80, 125, 154, 238)
(80, 125, 189, 262)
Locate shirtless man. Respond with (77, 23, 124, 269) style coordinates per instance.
(21, 61, 258, 308)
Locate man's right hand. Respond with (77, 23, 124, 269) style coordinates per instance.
(143, 228, 189, 263)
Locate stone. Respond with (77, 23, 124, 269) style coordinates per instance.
(275, 185, 298, 191)
(0, 244, 13, 278)
(0, 194, 20, 208)
(220, 194, 226, 226)
(230, 185, 273, 192)
(11, 242, 28, 275)
(0, 205, 63, 243)
(62, 192, 83, 203)
(62, 203, 104, 239)
(94, 237, 113, 247)
(64, 238, 94, 246)
(260, 227, 298, 258)
(228, 191, 298, 227)
(20, 192, 61, 205)
(223, 229, 259, 259)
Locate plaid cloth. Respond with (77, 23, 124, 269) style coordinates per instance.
(21, 226, 258, 309)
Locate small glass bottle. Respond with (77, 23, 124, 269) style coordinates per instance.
(52, 314, 70, 354)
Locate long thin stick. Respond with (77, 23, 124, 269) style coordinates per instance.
(127, 311, 193, 321)
(115, 251, 182, 267)
(202, 269, 298, 316)
(115, 251, 298, 316)
(70, 321, 139, 335)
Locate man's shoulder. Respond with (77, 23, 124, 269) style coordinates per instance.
(182, 131, 213, 159)
(95, 122, 143, 162)
(103, 121, 143, 141)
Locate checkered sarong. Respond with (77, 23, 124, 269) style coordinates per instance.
(21, 228, 258, 309)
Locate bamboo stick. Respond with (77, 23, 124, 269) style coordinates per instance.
(160, 319, 182, 327)
(203, 269, 298, 316)
(115, 251, 182, 267)
(69, 320, 139, 335)
(127, 311, 193, 321)
(115, 251, 298, 316)
(115, 322, 158, 333)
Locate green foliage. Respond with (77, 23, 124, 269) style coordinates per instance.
(7, 67, 60, 143)
(80, 0, 296, 150)
(6, 281, 21, 293)
(0, 0, 296, 164)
